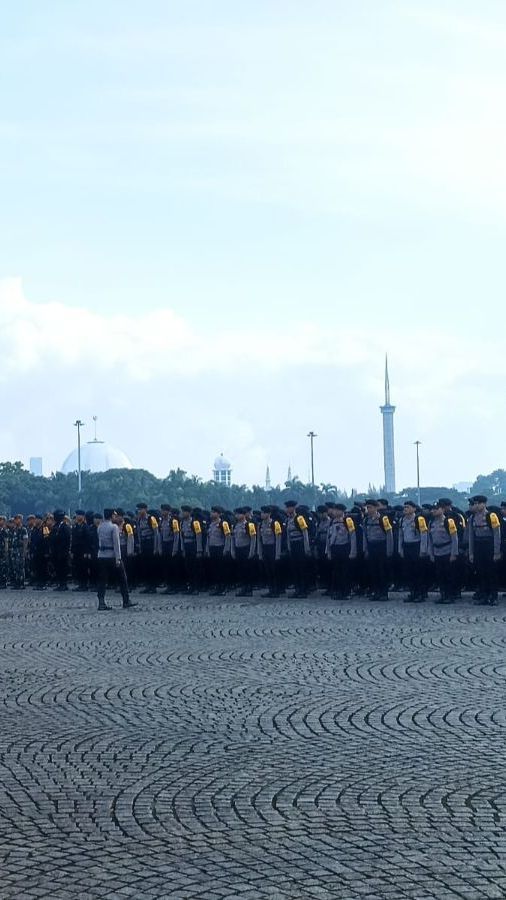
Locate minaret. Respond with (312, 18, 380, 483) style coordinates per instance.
(287, 463, 292, 482)
(265, 465, 271, 491)
(380, 355, 396, 494)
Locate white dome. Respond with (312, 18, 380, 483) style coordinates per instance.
(213, 454, 231, 471)
(60, 440, 133, 475)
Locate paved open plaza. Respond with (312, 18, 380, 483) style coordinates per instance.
(1, 588, 506, 899)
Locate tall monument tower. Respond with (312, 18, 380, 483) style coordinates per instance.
(380, 355, 396, 494)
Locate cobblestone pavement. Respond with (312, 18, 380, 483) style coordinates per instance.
(2, 589, 506, 900)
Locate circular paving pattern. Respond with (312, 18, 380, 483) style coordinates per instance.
(2, 589, 506, 899)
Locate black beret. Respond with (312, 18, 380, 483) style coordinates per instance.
(437, 498, 453, 506)
(53, 509, 66, 518)
(469, 495, 487, 504)
(284, 500, 298, 508)
(403, 500, 417, 509)
(181, 505, 192, 513)
(365, 498, 379, 507)
(211, 505, 223, 513)
(260, 506, 272, 513)
(103, 508, 115, 519)
(234, 507, 245, 514)
(317, 505, 328, 513)
(335, 503, 347, 511)
(75, 509, 86, 516)
(160, 504, 171, 511)
(136, 502, 148, 510)
(115, 508, 125, 516)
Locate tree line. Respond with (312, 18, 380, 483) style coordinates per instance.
(2, 461, 505, 517)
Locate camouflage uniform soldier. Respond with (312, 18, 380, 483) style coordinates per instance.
(0, 516, 9, 588)
(10, 514, 28, 589)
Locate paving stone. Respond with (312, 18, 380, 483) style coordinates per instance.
(1, 587, 506, 898)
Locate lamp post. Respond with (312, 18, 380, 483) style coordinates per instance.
(74, 420, 84, 496)
(414, 440, 421, 507)
(307, 431, 317, 490)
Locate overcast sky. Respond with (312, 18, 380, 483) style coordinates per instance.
(1, 1, 505, 491)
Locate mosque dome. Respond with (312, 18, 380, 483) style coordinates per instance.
(60, 440, 133, 475)
(213, 454, 231, 472)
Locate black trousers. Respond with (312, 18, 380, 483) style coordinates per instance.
(53, 555, 69, 588)
(330, 545, 351, 597)
(234, 546, 253, 592)
(161, 542, 176, 589)
(97, 558, 129, 605)
(289, 542, 309, 597)
(183, 544, 201, 591)
(316, 547, 331, 590)
(366, 543, 389, 596)
(137, 547, 158, 589)
(208, 545, 226, 591)
(473, 539, 498, 597)
(262, 545, 280, 596)
(433, 554, 454, 598)
(73, 552, 89, 588)
(402, 543, 428, 596)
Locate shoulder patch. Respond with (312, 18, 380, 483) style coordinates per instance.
(296, 515, 308, 530)
(382, 516, 392, 532)
(172, 518, 180, 533)
(274, 521, 282, 536)
(417, 516, 428, 533)
(447, 518, 457, 536)
(193, 520, 202, 535)
(222, 522, 231, 537)
(489, 512, 500, 529)
(248, 522, 256, 537)
(345, 517, 356, 533)
(149, 516, 159, 529)
(125, 524, 133, 536)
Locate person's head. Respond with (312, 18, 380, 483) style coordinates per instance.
(378, 499, 389, 509)
(93, 513, 103, 526)
(103, 508, 115, 521)
(284, 500, 297, 518)
(210, 506, 222, 521)
(234, 507, 246, 522)
(403, 501, 417, 515)
(13, 513, 23, 527)
(0, 515, 6, 527)
(335, 503, 347, 518)
(160, 503, 171, 519)
(365, 499, 379, 515)
(75, 509, 86, 524)
(437, 497, 453, 513)
(431, 500, 444, 517)
(181, 505, 192, 519)
(260, 505, 272, 521)
(136, 502, 148, 518)
(469, 494, 487, 514)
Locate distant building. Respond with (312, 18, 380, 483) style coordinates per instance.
(453, 481, 473, 494)
(265, 465, 271, 491)
(30, 457, 43, 477)
(213, 453, 232, 486)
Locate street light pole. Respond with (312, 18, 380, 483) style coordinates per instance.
(307, 431, 317, 490)
(414, 440, 421, 507)
(74, 420, 84, 496)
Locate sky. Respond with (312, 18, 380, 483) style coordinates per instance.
(1, 0, 506, 492)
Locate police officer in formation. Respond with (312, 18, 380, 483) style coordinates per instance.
(0, 493, 505, 607)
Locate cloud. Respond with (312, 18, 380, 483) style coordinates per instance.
(1, 278, 505, 490)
